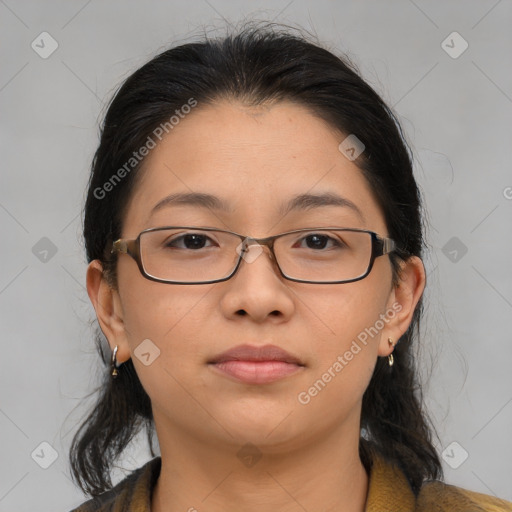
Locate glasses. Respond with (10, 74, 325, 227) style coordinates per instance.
(111, 226, 396, 285)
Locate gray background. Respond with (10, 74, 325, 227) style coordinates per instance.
(1, 1, 511, 510)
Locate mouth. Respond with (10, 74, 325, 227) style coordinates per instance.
(207, 344, 305, 385)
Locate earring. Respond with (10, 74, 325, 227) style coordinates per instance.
(111, 345, 119, 378)
(388, 338, 395, 367)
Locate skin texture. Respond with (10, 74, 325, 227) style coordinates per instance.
(86, 100, 425, 512)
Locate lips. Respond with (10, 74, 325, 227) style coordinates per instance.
(208, 344, 305, 385)
(208, 344, 304, 365)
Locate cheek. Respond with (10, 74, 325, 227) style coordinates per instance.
(296, 278, 390, 400)
(294, 302, 384, 424)
(303, 276, 390, 350)
(118, 284, 225, 429)
(118, 287, 211, 413)
(120, 280, 216, 365)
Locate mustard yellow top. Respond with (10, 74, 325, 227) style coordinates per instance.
(69, 454, 512, 511)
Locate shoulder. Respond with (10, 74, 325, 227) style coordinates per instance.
(366, 451, 512, 512)
(416, 480, 512, 512)
(68, 457, 161, 512)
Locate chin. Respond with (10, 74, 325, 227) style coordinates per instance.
(218, 406, 307, 447)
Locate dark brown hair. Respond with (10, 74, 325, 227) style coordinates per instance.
(70, 22, 442, 497)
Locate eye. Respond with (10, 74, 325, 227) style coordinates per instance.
(164, 233, 217, 250)
(293, 233, 344, 250)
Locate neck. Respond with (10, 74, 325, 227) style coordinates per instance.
(151, 412, 368, 512)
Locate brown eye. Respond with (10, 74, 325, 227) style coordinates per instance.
(165, 233, 215, 250)
(292, 233, 344, 251)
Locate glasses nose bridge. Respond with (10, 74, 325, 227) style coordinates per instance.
(239, 233, 279, 263)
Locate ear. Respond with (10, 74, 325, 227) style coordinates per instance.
(86, 260, 131, 364)
(377, 255, 426, 357)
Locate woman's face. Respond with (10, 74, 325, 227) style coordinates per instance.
(90, 100, 422, 455)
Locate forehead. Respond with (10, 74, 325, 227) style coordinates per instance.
(122, 100, 386, 235)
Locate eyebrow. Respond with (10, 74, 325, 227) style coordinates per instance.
(149, 191, 365, 222)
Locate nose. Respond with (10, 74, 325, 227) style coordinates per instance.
(220, 239, 295, 322)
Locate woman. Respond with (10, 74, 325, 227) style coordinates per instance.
(69, 24, 512, 511)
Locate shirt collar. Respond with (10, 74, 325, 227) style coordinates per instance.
(364, 453, 416, 511)
(110, 453, 416, 512)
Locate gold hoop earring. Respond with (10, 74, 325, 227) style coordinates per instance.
(111, 345, 119, 378)
(388, 338, 395, 367)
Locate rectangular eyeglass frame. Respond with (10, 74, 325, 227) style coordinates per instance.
(111, 226, 396, 285)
